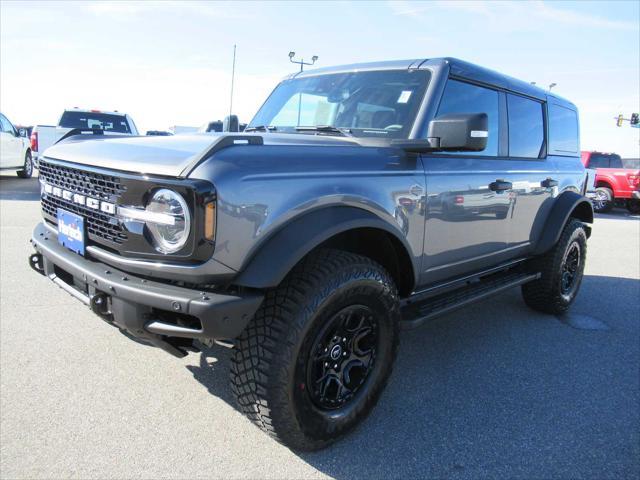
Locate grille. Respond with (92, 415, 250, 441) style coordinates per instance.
(39, 160, 126, 201)
(39, 160, 128, 245)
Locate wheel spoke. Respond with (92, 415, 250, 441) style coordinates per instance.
(306, 305, 378, 410)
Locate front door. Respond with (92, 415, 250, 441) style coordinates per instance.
(420, 79, 512, 286)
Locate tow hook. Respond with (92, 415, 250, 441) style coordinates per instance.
(90, 293, 114, 322)
(28, 253, 44, 275)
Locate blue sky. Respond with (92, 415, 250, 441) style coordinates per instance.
(1, 0, 639, 155)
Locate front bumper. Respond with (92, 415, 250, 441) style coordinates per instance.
(29, 222, 264, 357)
(632, 190, 640, 200)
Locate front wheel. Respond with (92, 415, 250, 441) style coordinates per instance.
(522, 218, 587, 315)
(16, 151, 33, 179)
(592, 187, 613, 213)
(230, 249, 400, 451)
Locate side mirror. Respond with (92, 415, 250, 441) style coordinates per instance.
(18, 128, 27, 138)
(223, 115, 240, 132)
(391, 113, 488, 154)
(427, 113, 488, 151)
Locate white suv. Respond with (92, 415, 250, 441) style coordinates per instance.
(0, 113, 33, 178)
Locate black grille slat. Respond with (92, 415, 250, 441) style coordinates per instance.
(39, 160, 127, 245)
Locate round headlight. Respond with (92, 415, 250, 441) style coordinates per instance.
(146, 189, 190, 254)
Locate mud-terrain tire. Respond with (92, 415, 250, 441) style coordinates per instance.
(17, 150, 33, 179)
(230, 248, 400, 451)
(592, 186, 613, 213)
(521, 218, 587, 315)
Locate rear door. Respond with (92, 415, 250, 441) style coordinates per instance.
(503, 93, 556, 252)
(421, 79, 511, 285)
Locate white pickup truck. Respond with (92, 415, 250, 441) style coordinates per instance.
(31, 109, 139, 165)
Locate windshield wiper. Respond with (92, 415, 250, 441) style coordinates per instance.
(244, 125, 276, 133)
(295, 125, 353, 137)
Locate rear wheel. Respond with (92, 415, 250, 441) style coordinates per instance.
(521, 218, 587, 315)
(592, 187, 613, 213)
(16, 151, 33, 179)
(230, 249, 400, 451)
(626, 199, 640, 215)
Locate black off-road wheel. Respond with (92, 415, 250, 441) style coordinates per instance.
(521, 218, 587, 315)
(592, 187, 613, 213)
(230, 249, 400, 451)
(17, 150, 33, 179)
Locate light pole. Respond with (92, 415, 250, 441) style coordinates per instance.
(288, 51, 318, 72)
(549, 82, 557, 91)
(288, 52, 318, 126)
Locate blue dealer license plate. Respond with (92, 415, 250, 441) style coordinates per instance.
(57, 208, 85, 255)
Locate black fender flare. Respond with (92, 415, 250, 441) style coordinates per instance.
(533, 191, 593, 255)
(233, 206, 417, 289)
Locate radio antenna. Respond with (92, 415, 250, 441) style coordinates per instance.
(229, 44, 237, 117)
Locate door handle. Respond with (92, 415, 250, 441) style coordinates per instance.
(489, 179, 512, 192)
(541, 178, 559, 188)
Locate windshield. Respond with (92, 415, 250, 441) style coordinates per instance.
(59, 111, 131, 133)
(249, 69, 430, 138)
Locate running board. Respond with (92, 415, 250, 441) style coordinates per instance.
(400, 271, 540, 330)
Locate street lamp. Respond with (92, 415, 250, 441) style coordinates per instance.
(549, 83, 557, 91)
(288, 51, 319, 72)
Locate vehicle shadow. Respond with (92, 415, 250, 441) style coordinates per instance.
(595, 208, 640, 221)
(186, 274, 639, 479)
(0, 173, 40, 201)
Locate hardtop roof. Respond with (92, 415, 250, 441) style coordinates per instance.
(290, 57, 577, 110)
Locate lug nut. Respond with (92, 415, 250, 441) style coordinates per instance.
(333, 364, 338, 369)
(342, 337, 346, 342)
(324, 362, 328, 367)
(343, 352, 347, 356)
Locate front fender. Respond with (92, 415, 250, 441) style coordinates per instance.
(233, 206, 417, 289)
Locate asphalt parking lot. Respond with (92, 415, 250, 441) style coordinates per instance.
(1, 173, 638, 479)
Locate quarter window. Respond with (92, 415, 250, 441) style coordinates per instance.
(549, 103, 579, 154)
(507, 94, 544, 158)
(436, 79, 499, 156)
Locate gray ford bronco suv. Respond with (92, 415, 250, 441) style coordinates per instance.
(29, 58, 593, 450)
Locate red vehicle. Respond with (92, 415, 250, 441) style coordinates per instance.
(581, 151, 640, 214)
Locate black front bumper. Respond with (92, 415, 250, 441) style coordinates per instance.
(29, 222, 264, 357)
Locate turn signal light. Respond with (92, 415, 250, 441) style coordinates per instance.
(205, 202, 216, 241)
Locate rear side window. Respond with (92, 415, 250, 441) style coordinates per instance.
(59, 111, 131, 133)
(589, 153, 623, 168)
(436, 79, 499, 156)
(548, 103, 579, 154)
(507, 94, 544, 158)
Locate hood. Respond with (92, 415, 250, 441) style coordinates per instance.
(41, 133, 360, 177)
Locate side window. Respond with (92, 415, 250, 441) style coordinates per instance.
(507, 94, 544, 158)
(588, 155, 610, 168)
(436, 79, 499, 156)
(549, 103, 579, 154)
(0, 115, 13, 133)
(608, 155, 623, 168)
